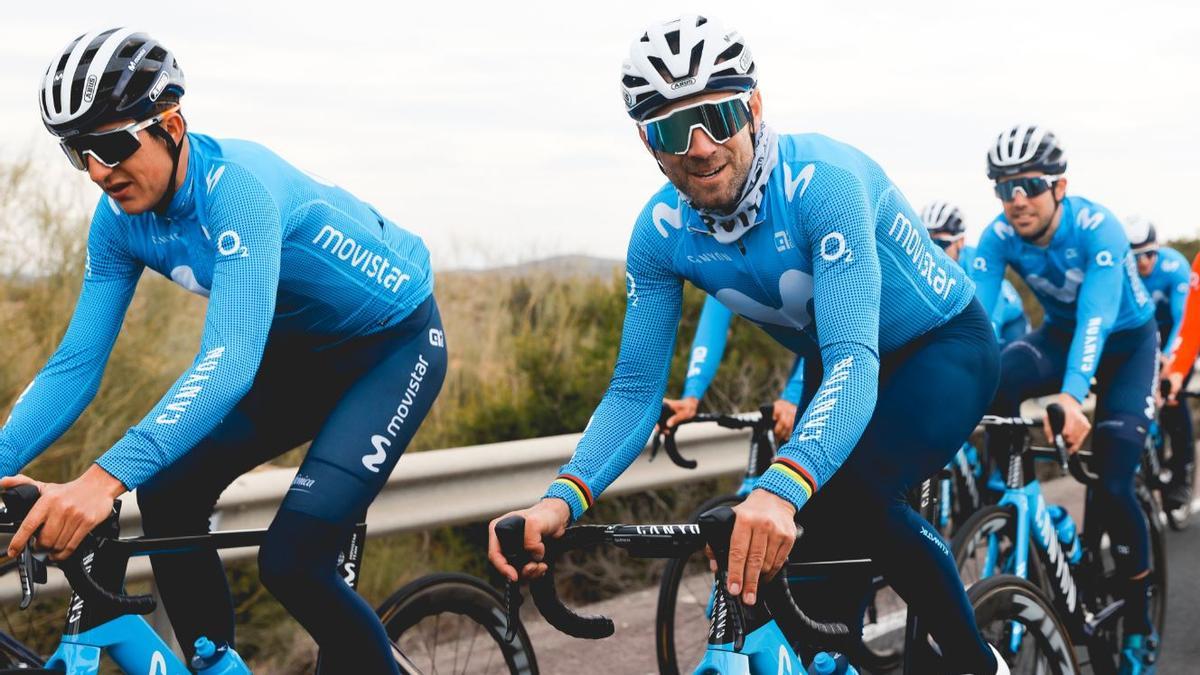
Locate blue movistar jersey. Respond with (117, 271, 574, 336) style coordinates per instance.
(0, 133, 433, 489)
(973, 196, 1153, 402)
(1140, 246, 1191, 354)
(960, 246, 1029, 346)
(545, 133, 975, 518)
(682, 295, 805, 403)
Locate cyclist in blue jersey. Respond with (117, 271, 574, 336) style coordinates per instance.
(920, 201, 1029, 348)
(662, 294, 805, 440)
(1126, 215, 1195, 510)
(973, 124, 1159, 672)
(489, 15, 1007, 674)
(0, 29, 444, 673)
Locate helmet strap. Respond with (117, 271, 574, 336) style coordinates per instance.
(147, 117, 186, 216)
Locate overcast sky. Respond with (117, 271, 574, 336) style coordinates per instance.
(3, 1, 1197, 267)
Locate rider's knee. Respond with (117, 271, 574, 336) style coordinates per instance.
(1092, 413, 1149, 498)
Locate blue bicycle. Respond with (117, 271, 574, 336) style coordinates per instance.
(0, 484, 538, 674)
(499, 506, 1075, 674)
(951, 405, 1166, 673)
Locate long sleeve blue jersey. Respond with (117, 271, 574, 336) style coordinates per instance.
(545, 133, 974, 519)
(960, 245, 1029, 344)
(0, 133, 433, 489)
(682, 295, 806, 403)
(1140, 246, 1191, 354)
(972, 197, 1153, 402)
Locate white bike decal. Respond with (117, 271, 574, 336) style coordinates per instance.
(149, 651, 168, 675)
(777, 645, 794, 674)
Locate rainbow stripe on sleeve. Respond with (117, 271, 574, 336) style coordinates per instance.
(551, 474, 594, 511)
(764, 457, 817, 501)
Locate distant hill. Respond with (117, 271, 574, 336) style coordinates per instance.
(462, 254, 623, 279)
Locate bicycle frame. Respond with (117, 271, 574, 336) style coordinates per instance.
(27, 524, 367, 674)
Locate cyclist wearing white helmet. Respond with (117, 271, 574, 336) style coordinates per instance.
(974, 124, 1160, 671)
(921, 201, 1029, 348)
(491, 15, 1008, 674)
(1124, 215, 1195, 510)
(3, 29, 444, 673)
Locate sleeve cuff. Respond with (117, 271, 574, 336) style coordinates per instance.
(1061, 374, 1090, 404)
(544, 474, 594, 522)
(94, 453, 141, 492)
(681, 382, 705, 400)
(752, 458, 816, 512)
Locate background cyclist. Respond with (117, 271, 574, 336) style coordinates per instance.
(921, 200, 1030, 348)
(1125, 215, 1195, 511)
(971, 125, 1159, 671)
(488, 15, 1007, 674)
(0, 29, 445, 673)
(662, 294, 805, 440)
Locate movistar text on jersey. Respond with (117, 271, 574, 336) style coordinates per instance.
(312, 225, 412, 293)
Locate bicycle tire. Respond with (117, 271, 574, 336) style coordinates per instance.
(377, 572, 538, 675)
(968, 574, 1080, 674)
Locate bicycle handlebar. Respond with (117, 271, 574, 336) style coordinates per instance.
(0, 485, 156, 616)
(651, 403, 773, 470)
(496, 506, 853, 648)
(978, 403, 1100, 485)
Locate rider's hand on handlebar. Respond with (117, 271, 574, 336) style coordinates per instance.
(659, 398, 700, 431)
(727, 489, 797, 606)
(771, 400, 797, 441)
(488, 498, 570, 582)
(1, 465, 125, 560)
(1046, 393, 1091, 454)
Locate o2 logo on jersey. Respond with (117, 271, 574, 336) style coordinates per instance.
(819, 232, 853, 263)
(973, 256, 988, 273)
(1077, 208, 1105, 231)
(216, 230, 249, 258)
(1094, 250, 1115, 267)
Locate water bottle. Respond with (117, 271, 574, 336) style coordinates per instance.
(810, 651, 859, 674)
(191, 636, 250, 674)
(1047, 504, 1081, 565)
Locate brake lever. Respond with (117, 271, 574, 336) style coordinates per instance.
(16, 543, 47, 610)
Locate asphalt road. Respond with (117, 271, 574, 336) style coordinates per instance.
(524, 475, 1200, 674)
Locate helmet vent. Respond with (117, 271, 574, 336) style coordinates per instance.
(696, 15, 708, 26)
(622, 74, 648, 88)
(665, 30, 681, 55)
(646, 55, 672, 82)
(686, 42, 704, 77)
(716, 42, 742, 65)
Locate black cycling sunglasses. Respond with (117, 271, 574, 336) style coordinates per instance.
(994, 175, 1058, 202)
(59, 110, 173, 171)
(639, 93, 752, 155)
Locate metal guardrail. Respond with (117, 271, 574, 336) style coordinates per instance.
(0, 422, 752, 600)
(0, 395, 1075, 601)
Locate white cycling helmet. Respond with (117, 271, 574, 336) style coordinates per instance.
(920, 201, 966, 239)
(621, 15, 757, 121)
(1124, 215, 1158, 254)
(987, 124, 1067, 180)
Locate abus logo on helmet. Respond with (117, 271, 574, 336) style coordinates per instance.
(670, 77, 697, 90)
(149, 72, 170, 102)
(82, 75, 98, 103)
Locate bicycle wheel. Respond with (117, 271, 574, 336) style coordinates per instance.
(968, 574, 1080, 674)
(951, 504, 1044, 591)
(655, 493, 741, 675)
(377, 572, 538, 675)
